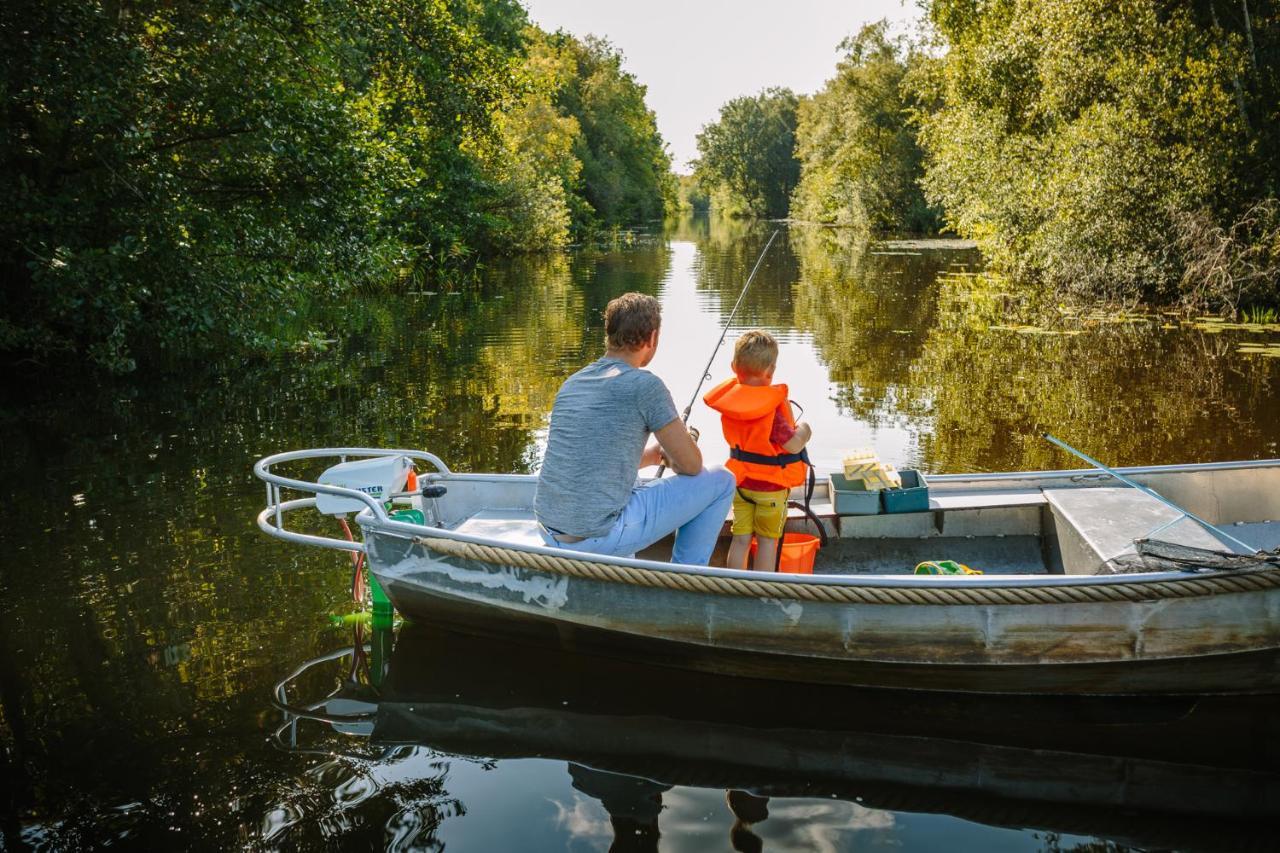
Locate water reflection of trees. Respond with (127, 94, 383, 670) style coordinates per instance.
(674, 215, 802, 331)
(791, 225, 966, 424)
(903, 274, 1280, 471)
(0, 240, 671, 846)
(789, 227, 1280, 471)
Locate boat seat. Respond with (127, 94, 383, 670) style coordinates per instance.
(929, 490, 1048, 511)
(1044, 487, 1255, 575)
(453, 509, 546, 548)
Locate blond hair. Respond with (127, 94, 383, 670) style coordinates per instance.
(604, 292, 662, 350)
(732, 330, 778, 376)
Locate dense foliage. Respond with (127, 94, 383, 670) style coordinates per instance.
(791, 22, 939, 233)
(547, 33, 677, 228)
(916, 0, 1280, 307)
(1, 1, 674, 372)
(693, 88, 800, 218)
(694, 3, 1278, 308)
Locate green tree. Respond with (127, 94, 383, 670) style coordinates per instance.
(676, 174, 711, 214)
(0, 0, 531, 372)
(916, 0, 1280, 307)
(0, 3, 679, 374)
(694, 88, 801, 218)
(792, 22, 940, 233)
(546, 33, 677, 230)
(472, 28, 584, 252)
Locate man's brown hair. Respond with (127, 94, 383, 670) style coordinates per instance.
(732, 330, 778, 376)
(604, 292, 662, 350)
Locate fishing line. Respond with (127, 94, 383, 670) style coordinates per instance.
(656, 229, 780, 476)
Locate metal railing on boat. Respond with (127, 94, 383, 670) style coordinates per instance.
(254, 447, 451, 553)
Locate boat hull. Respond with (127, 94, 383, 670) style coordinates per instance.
(366, 530, 1280, 695)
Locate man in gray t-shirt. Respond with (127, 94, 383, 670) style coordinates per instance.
(534, 293, 736, 565)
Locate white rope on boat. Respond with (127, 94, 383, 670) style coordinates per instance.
(414, 537, 1280, 606)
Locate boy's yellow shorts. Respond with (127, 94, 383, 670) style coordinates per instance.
(731, 487, 789, 539)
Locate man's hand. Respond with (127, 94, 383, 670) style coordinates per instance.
(640, 442, 665, 468)
(652, 418, 703, 475)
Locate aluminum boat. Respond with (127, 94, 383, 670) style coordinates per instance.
(254, 449, 1280, 694)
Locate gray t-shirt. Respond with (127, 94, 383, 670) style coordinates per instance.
(535, 356, 679, 538)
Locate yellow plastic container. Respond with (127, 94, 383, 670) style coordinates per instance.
(840, 448, 901, 490)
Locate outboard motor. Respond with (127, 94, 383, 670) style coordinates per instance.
(315, 454, 416, 616)
(316, 455, 414, 516)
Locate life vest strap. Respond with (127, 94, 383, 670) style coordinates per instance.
(729, 447, 805, 467)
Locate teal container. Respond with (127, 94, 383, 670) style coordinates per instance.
(829, 473, 882, 515)
(881, 469, 929, 513)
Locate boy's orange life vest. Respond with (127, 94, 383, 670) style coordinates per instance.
(703, 377, 807, 488)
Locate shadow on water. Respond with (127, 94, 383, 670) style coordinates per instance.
(265, 621, 1280, 851)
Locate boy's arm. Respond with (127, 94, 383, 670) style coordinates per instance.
(781, 422, 812, 454)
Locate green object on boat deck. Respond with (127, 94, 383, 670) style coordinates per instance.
(389, 508, 425, 525)
(915, 560, 982, 575)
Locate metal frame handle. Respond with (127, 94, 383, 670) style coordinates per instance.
(254, 448, 451, 552)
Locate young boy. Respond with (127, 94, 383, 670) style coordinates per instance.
(703, 330, 813, 571)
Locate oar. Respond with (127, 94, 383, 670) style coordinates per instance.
(656, 229, 780, 477)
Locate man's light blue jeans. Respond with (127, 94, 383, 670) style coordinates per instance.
(543, 467, 736, 565)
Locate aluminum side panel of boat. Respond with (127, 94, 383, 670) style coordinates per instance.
(366, 531, 1280, 694)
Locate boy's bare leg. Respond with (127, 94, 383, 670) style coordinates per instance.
(726, 534, 752, 569)
(752, 536, 780, 571)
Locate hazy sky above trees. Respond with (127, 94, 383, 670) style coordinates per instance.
(522, 0, 917, 170)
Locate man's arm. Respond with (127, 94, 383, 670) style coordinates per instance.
(651, 418, 702, 475)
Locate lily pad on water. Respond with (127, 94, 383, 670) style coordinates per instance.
(1191, 320, 1280, 333)
(1017, 327, 1082, 336)
(1237, 343, 1280, 357)
(988, 324, 1081, 336)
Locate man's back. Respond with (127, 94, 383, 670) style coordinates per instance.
(535, 356, 678, 539)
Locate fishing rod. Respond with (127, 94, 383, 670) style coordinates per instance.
(1043, 434, 1261, 555)
(656, 229, 780, 477)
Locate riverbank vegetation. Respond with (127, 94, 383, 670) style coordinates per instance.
(693, 88, 800, 219)
(693, 2, 1280, 312)
(791, 23, 940, 235)
(2, 0, 674, 372)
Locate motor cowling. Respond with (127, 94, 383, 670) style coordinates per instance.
(315, 455, 413, 516)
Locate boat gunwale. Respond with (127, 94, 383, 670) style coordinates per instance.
(426, 456, 1280, 488)
(252, 447, 1280, 590)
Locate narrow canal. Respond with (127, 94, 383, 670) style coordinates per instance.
(2, 217, 1277, 849)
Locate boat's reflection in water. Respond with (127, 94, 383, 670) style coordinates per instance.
(270, 622, 1280, 851)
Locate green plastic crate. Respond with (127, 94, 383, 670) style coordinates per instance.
(829, 473, 883, 515)
(881, 469, 929, 513)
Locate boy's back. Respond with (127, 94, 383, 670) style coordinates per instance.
(702, 330, 812, 571)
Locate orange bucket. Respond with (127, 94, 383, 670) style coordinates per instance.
(750, 532, 821, 574)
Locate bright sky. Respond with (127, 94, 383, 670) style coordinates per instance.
(521, 0, 921, 171)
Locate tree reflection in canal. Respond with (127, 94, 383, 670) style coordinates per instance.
(1, 216, 1277, 848)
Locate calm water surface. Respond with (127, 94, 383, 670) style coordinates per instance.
(2, 217, 1278, 850)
